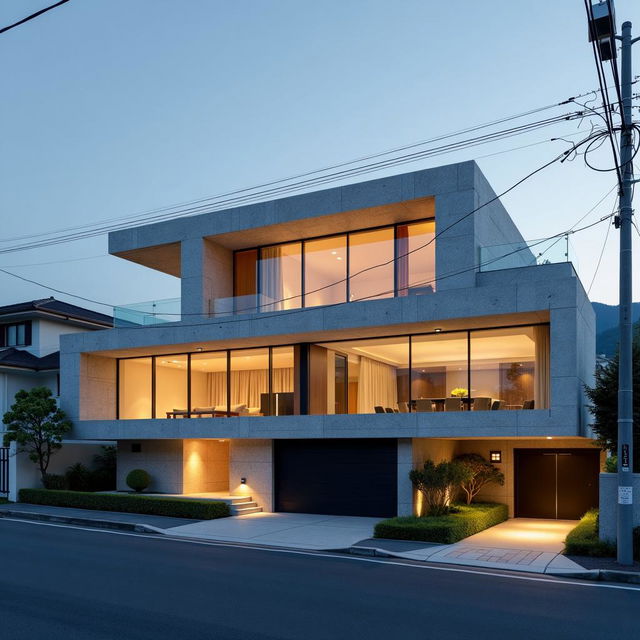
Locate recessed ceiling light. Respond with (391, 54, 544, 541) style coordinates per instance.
(434, 328, 442, 333)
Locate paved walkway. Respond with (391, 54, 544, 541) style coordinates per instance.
(356, 518, 584, 574)
(164, 512, 380, 550)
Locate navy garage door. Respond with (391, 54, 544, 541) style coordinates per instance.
(274, 439, 397, 517)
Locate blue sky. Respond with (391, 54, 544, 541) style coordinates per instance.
(1, 0, 639, 312)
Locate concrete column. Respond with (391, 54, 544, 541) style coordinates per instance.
(229, 439, 274, 511)
(181, 237, 233, 319)
(397, 438, 413, 516)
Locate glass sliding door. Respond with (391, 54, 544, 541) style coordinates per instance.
(190, 351, 228, 414)
(470, 326, 547, 409)
(348, 227, 395, 302)
(397, 220, 436, 296)
(259, 242, 302, 312)
(271, 346, 296, 415)
(304, 235, 347, 308)
(118, 357, 152, 419)
(411, 333, 468, 411)
(230, 348, 269, 415)
(155, 355, 188, 419)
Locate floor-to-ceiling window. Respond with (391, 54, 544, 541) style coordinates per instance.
(155, 355, 188, 419)
(230, 218, 436, 314)
(190, 351, 228, 413)
(118, 357, 152, 419)
(348, 227, 395, 302)
(411, 333, 469, 411)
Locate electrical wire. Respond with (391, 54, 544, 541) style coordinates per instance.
(0, 0, 71, 35)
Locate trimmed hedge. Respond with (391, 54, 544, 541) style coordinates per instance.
(374, 502, 508, 543)
(18, 489, 230, 520)
(562, 509, 640, 559)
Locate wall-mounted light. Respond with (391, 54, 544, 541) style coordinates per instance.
(490, 450, 502, 463)
(240, 477, 247, 484)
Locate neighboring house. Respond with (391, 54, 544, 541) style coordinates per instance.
(60, 161, 599, 520)
(0, 298, 113, 500)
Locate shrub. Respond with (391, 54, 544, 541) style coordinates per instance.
(91, 446, 117, 491)
(18, 489, 230, 520)
(410, 460, 471, 516)
(564, 509, 617, 557)
(454, 453, 504, 504)
(604, 455, 617, 473)
(375, 503, 508, 543)
(66, 463, 93, 492)
(42, 473, 68, 490)
(126, 469, 151, 492)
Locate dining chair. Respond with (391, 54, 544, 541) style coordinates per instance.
(415, 398, 433, 412)
(385, 407, 395, 413)
(444, 397, 462, 411)
(473, 397, 492, 411)
(491, 400, 504, 410)
(522, 400, 535, 410)
(374, 406, 385, 413)
(398, 401, 410, 413)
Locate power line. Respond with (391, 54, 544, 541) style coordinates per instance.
(0, 0, 71, 35)
(0, 110, 603, 256)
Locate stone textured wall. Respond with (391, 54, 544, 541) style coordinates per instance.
(229, 439, 273, 511)
(599, 473, 640, 542)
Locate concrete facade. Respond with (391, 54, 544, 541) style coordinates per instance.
(58, 161, 598, 517)
(599, 473, 640, 541)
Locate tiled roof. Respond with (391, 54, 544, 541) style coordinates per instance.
(0, 348, 60, 371)
(0, 297, 112, 326)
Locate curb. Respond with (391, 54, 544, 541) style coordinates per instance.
(546, 568, 640, 584)
(0, 509, 163, 534)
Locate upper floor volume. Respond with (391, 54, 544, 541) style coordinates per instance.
(109, 160, 569, 327)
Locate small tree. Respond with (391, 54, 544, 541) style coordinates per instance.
(2, 387, 72, 484)
(455, 453, 504, 504)
(585, 334, 640, 469)
(410, 460, 471, 516)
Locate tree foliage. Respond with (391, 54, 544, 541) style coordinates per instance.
(585, 335, 640, 470)
(410, 460, 471, 516)
(454, 453, 505, 504)
(2, 387, 72, 483)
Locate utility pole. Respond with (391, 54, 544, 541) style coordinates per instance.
(588, 2, 637, 566)
(614, 19, 637, 567)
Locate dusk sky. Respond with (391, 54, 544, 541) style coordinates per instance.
(2, 0, 639, 313)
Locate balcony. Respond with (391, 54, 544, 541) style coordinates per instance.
(113, 298, 181, 327)
(479, 236, 578, 272)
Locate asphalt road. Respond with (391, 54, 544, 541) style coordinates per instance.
(0, 519, 637, 640)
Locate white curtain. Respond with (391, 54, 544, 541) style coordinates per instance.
(206, 367, 294, 409)
(357, 356, 398, 413)
(206, 372, 227, 408)
(260, 246, 283, 312)
(534, 325, 550, 409)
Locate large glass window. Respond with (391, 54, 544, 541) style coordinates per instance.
(155, 355, 188, 419)
(318, 337, 409, 414)
(271, 346, 296, 415)
(304, 235, 347, 307)
(230, 348, 270, 415)
(411, 333, 469, 411)
(259, 242, 302, 312)
(470, 326, 548, 410)
(118, 357, 152, 419)
(191, 351, 228, 414)
(397, 220, 436, 296)
(349, 227, 395, 302)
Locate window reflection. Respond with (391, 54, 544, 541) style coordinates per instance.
(349, 228, 395, 302)
(191, 351, 227, 414)
(304, 235, 347, 307)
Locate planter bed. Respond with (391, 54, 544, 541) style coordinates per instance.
(374, 503, 508, 544)
(19, 489, 230, 520)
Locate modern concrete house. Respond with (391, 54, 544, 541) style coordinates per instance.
(60, 161, 601, 519)
(0, 298, 113, 500)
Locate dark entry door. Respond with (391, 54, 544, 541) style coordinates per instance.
(515, 449, 600, 519)
(274, 439, 397, 517)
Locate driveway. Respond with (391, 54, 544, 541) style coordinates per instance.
(165, 512, 379, 550)
(361, 518, 583, 574)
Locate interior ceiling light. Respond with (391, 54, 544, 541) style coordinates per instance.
(434, 328, 442, 333)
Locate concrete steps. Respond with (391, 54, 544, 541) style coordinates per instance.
(229, 497, 262, 515)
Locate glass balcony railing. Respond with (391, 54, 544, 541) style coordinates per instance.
(113, 298, 181, 327)
(479, 236, 578, 273)
(210, 294, 291, 317)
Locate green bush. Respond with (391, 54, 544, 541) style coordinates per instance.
(374, 503, 508, 543)
(66, 463, 93, 492)
(604, 456, 617, 473)
(42, 473, 68, 490)
(126, 469, 151, 492)
(564, 509, 617, 557)
(18, 489, 230, 520)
